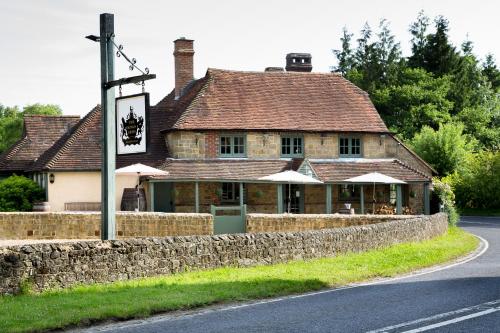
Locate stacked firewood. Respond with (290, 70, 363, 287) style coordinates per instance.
(402, 206, 415, 215)
(375, 205, 415, 215)
(375, 205, 395, 215)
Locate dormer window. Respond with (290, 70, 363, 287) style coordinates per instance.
(339, 136, 362, 157)
(219, 134, 246, 157)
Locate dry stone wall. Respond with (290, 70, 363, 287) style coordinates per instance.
(0, 213, 447, 294)
(0, 212, 213, 240)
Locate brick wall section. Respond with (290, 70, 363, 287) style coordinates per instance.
(0, 212, 213, 240)
(305, 185, 326, 214)
(246, 213, 418, 233)
(205, 131, 218, 158)
(246, 183, 277, 213)
(0, 213, 447, 294)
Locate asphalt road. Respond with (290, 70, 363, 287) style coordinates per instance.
(76, 216, 500, 333)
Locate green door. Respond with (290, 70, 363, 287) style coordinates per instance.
(212, 205, 246, 234)
(154, 183, 174, 212)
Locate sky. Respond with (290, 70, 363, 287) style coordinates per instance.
(1, 0, 499, 117)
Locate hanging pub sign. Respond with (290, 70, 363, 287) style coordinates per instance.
(116, 93, 149, 155)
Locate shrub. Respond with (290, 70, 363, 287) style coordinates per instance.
(0, 175, 45, 211)
(433, 177, 459, 226)
(410, 123, 475, 176)
(445, 151, 500, 209)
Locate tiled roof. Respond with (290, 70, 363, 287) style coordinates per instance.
(165, 69, 389, 133)
(32, 104, 171, 171)
(152, 158, 292, 181)
(0, 115, 80, 172)
(308, 159, 431, 183)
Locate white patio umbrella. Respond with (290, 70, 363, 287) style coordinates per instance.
(259, 170, 323, 213)
(115, 163, 168, 211)
(344, 172, 406, 213)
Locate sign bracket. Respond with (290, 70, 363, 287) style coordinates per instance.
(104, 74, 156, 90)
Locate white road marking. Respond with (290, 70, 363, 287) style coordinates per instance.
(366, 299, 500, 333)
(74, 234, 489, 333)
(400, 307, 500, 333)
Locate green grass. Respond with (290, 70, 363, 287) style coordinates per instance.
(0, 227, 478, 333)
(459, 207, 500, 216)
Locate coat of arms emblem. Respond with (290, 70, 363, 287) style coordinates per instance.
(120, 106, 144, 146)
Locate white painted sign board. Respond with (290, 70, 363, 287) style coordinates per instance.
(116, 93, 149, 155)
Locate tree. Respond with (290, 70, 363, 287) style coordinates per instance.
(332, 27, 355, 76)
(371, 68, 453, 139)
(450, 42, 491, 114)
(445, 151, 500, 209)
(22, 103, 62, 116)
(408, 10, 430, 69)
(482, 54, 500, 91)
(420, 16, 461, 77)
(0, 175, 45, 211)
(410, 122, 474, 175)
(342, 20, 402, 93)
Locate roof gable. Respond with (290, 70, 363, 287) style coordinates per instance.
(0, 115, 80, 172)
(168, 68, 389, 133)
(32, 103, 171, 171)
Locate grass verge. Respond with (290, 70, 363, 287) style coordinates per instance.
(0, 227, 478, 333)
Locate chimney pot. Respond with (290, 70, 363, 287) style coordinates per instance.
(173, 38, 194, 99)
(265, 67, 284, 72)
(285, 53, 312, 72)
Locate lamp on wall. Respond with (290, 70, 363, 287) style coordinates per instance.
(320, 133, 327, 145)
(49, 173, 55, 184)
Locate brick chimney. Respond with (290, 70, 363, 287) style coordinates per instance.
(173, 37, 194, 99)
(285, 53, 312, 72)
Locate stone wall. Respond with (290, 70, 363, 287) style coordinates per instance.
(0, 212, 213, 240)
(166, 132, 205, 159)
(246, 213, 417, 233)
(0, 213, 447, 294)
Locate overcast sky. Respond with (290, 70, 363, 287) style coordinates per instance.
(1, 0, 499, 116)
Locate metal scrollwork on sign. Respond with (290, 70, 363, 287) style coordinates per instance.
(111, 36, 150, 76)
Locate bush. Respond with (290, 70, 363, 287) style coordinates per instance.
(0, 175, 45, 211)
(445, 151, 500, 209)
(410, 123, 475, 176)
(433, 177, 459, 226)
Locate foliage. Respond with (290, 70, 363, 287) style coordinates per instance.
(0, 228, 476, 332)
(0, 103, 62, 153)
(0, 175, 45, 212)
(444, 151, 500, 209)
(372, 68, 453, 139)
(432, 177, 459, 226)
(482, 54, 500, 91)
(418, 16, 461, 77)
(332, 12, 500, 149)
(410, 123, 474, 176)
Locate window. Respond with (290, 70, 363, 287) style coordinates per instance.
(219, 135, 246, 157)
(339, 184, 360, 201)
(281, 135, 304, 157)
(221, 183, 246, 203)
(339, 137, 362, 157)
